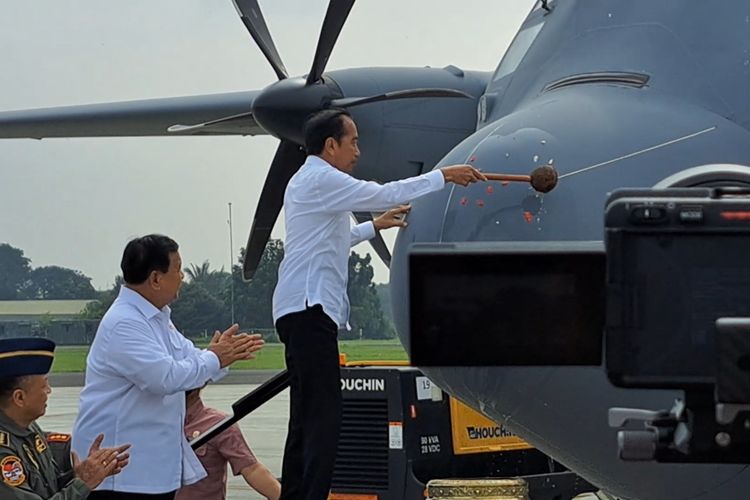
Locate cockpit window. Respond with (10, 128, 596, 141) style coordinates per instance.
(492, 9, 546, 82)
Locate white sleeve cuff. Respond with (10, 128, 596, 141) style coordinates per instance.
(426, 169, 446, 190)
(203, 350, 226, 381)
(363, 220, 377, 240)
(212, 367, 230, 382)
(350, 220, 377, 246)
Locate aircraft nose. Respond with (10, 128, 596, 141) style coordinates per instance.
(387, 124, 565, 255)
(439, 127, 560, 242)
(391, 83, 745, 350)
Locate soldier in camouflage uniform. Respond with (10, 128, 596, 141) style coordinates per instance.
(0, 338, 130, 499)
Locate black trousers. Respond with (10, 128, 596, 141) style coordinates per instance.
(88, 491, 175, 499)
(276, 305, 341, 500)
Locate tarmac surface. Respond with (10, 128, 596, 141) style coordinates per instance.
(40, 376, 289, 500)
(48, 369, 283, 387)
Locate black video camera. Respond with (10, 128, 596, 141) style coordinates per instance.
(408, 187, 750, 463)
(605, 187, 750, 463)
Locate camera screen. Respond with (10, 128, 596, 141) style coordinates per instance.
(607, 233, 750, 387)
(409, 244, 605, 366)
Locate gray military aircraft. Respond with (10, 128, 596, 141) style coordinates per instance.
(2, 1, 750, 498)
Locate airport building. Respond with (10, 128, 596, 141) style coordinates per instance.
(0, 300, 99, 344)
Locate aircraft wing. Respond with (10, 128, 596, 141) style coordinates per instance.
(0, 90, 264, 139)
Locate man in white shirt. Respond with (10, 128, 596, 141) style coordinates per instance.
(272, 108, 485, 499)
(72, 234, 265, 500)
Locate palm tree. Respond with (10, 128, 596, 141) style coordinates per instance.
(185, 261, 211, 283)
(183, 261, 230, 299)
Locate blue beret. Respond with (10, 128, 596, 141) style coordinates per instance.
(0, 338, 56, 377)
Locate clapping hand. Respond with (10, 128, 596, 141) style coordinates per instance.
(208, 324, 265, 368)
(72, 433, 130, 490)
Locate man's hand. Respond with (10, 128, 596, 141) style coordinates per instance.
(373, 205, 411, 231)
(208, 324, 265, 368)
(440, 164, 487, 186)
(72, 433, 131, 490)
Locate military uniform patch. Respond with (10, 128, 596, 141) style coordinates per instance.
(0, 432, 8, 448)
(45, 434, 70, 444)
(1, 455, 26, 487)
(34, 435, 47, 454)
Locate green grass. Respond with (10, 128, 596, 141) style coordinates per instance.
(52, 346, 90, 373)
(51, 339, 407, 373)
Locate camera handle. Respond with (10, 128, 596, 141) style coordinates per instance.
(609, 318, 750, 463)
(609, 399, 690, 461)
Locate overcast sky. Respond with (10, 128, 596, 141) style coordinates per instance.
(0, 1, 531, 289)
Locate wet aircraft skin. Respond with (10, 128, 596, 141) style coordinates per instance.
(392, 1, 750, 498)
(390, 91, 750, 499)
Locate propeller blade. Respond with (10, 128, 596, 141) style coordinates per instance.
(243, 140, 307, 280)
(167, 110, 260, 135)
(0, 91, 262, 138)
(352, 212, 391, 266)
(331, 88, 472, 108)
(232, 0, 288, 80)
(306, 0, 355, 85)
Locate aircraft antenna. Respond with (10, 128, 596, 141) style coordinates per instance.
(228, 202, 236, 324)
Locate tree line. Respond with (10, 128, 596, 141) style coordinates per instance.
(0, 241, 395, 340)
(0, 243, 98, 300)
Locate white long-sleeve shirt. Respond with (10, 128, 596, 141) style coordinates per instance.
(72, 286, 227, 494)
(272, 155, 445, 326)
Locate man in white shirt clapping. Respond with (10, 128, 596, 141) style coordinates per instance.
(272, 109, 485, 500)
(73, 234, 265, 500)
